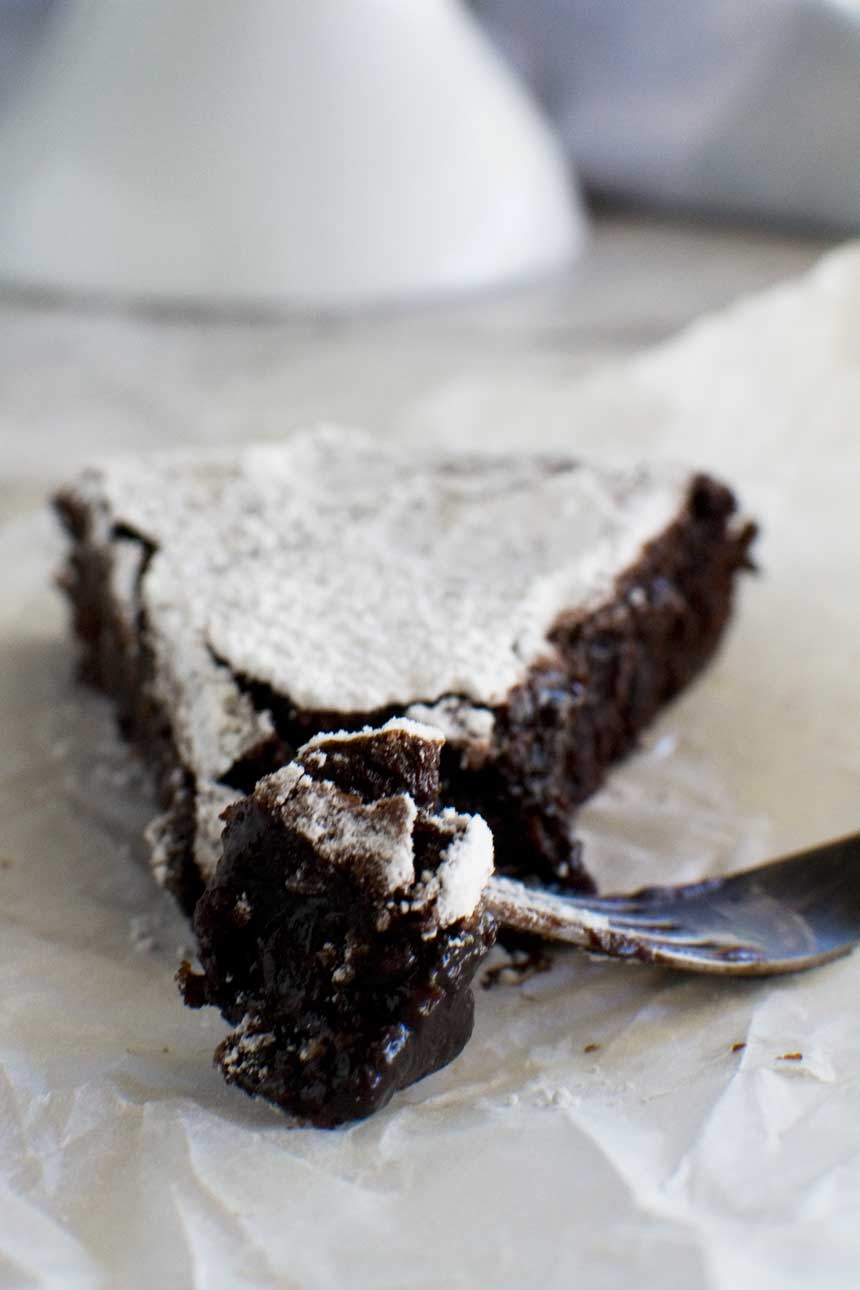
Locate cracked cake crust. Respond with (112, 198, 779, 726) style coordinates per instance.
(54, 429, 755, 902)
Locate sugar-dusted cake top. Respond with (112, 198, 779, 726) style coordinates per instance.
(68, 426, 690, 714)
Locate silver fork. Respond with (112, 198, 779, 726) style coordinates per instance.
(486, 832, 860, 975)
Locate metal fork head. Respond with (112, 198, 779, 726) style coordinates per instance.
(487, 831, 860, 976)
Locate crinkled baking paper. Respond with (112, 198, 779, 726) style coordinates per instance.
(2, 245, 860, 1289)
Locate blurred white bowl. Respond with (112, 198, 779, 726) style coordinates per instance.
(0, 0, 584, 308)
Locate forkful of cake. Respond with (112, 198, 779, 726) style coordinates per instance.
(181, 720, 860, 1126)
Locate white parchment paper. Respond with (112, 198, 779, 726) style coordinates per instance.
(2, 245, 860, 1289)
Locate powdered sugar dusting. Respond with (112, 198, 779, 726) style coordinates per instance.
(302, 716, 443, 755)
(143, 556, 277, 780)
(257, 765, 418, 898)
(194, 780, 243, 880)
(411, 809, 494, 927)
(143, 808, 174, 888)
(249, 723, 495, 928)
(70, 427, 691, 714)
(219, 1016, 276, 1082)
(406, 698, 495, 763)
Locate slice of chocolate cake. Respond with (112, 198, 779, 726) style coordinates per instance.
(55, 426, 755, 906)
(181, 719, 496, 1127)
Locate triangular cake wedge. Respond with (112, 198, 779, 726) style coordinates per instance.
(55, 427, 755, 907)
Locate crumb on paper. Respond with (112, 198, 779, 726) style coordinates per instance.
(583, 1043, 600, 1054)
(0, 856, 15, 870)
(778, 1052, 803, 1062)
(481, 943, 554, 990)
(731, 1042, 746, 1054)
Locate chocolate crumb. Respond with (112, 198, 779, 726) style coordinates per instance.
(778, 1052, 803, 1062)
(176, 961, 207, 1010)
(482, 942, 553, 990)
(731, 1042, 746, 1054)
(583, 1043, 600, 1054)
